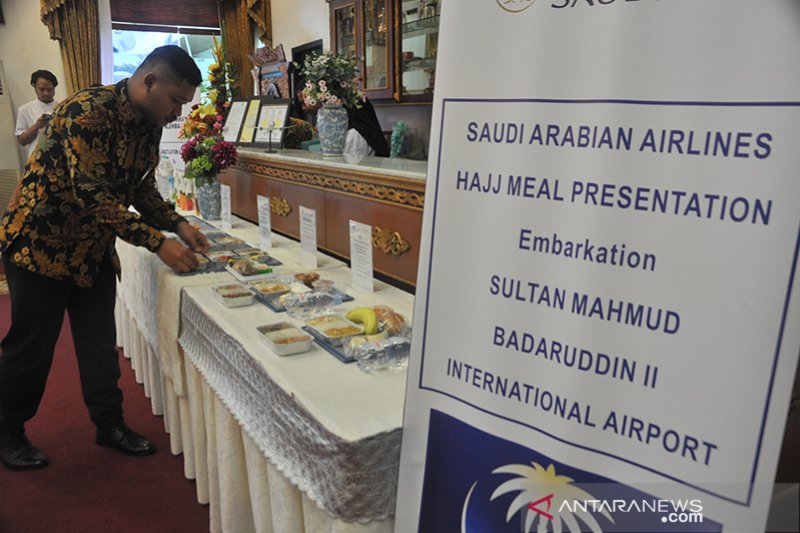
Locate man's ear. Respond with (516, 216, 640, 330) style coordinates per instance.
(143, 72, 157, 90)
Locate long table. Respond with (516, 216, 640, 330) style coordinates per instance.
(115, 216, 412, 532)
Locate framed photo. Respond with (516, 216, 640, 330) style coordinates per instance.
(253, 99, 291, 149)
(236, 98, 263, 145)
(221, 98, 248, 143)
(257, 62, 291, 99)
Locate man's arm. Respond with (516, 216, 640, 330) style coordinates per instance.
(15, 107, 48, 147)
(131, 172, 209, 256)
(56, 96, 201, 271)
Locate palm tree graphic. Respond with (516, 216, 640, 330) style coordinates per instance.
(490, 462, 614, 533)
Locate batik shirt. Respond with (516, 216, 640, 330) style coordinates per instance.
(0, 80, 185, 287)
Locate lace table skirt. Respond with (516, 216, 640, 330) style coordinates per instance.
(178, 293, 403, 523)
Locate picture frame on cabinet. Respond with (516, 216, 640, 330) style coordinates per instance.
(262, 63, 290, 99)
(236, 98, 263, 145)
(221, 97, 248, 143)
(252, 99, 291, 150)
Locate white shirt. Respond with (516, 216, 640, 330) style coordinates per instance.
(15, 98, 58, 157)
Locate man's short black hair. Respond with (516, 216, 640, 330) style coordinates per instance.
(30, 70, 58, 88)
(136, 45, 202, 87)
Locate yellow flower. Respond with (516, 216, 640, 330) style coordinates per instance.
(198, 103, 217, 116)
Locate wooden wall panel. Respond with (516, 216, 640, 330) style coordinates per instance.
(220, 153, 426, 287)
(324, 194, 421, 287)
(218, 167, 263, 222)
(110, 0, 219, 28)
(218, 167, 327, 245)
(267, 179, 327, 245)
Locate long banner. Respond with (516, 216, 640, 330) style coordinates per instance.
(396, 2, 800, 532)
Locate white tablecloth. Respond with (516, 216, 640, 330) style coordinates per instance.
(115, 216, 410, 532)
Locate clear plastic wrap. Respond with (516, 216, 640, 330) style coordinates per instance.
(345, 334, 411, 373)
(280, 290, 343, 319)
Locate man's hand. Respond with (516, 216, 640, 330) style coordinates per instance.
(176, 221, 209, 254)
(157, 238, 199, 273)
(36, 114, 51, 129)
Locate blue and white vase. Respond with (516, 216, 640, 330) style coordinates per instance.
(196, 180, 221, 220)
(317, 105, 349, 157)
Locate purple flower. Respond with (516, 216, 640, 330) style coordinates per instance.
(211, 140, 238, 169)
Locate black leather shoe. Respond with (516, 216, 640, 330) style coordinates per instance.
(96, 424, 156, 456)
(0, 434, 49, 470)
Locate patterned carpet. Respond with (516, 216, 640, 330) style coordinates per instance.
(0, 274, 6, 295)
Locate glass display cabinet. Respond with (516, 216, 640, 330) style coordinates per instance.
(397, 0, 439, 100)
(331, 2, 357, 58)
(329, 0, 441, 102)
(330, 0, 395, 100)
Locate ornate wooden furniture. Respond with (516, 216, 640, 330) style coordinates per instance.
(218, 149, 427, 286)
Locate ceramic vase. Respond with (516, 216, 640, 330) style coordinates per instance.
(317, 105, 349, 157)
(196, 180, 221, 220)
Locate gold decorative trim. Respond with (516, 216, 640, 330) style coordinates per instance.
(270, 196, 292, 217)
(372, 226, 411, 256)
(238, 161, 425, 209)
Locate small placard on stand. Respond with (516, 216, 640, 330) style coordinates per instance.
(222, 99, 248, 142)
(349, 220, 374, 293)
(257, 195, 272, 249)
(220, 184, 232, 231)
(299, 206, 318, 267)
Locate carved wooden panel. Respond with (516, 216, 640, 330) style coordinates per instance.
(219, 154, 425, 286)
(325, 193, 421, 286)
(219, 167, 326, 243)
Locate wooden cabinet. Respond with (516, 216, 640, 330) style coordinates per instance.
(329, 0, 441, 102)
(330, 0, 395, 101)
(396, 0, 440, 100)
(218, 149, 426, 287)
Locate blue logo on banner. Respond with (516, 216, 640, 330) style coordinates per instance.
(418, 410, 722, 533)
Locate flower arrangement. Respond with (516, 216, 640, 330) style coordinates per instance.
(180, 37, 238, 186)
(296, 51, 364, 109)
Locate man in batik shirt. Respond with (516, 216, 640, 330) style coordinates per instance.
(0, 46, 208, 470)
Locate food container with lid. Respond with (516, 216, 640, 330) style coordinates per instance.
(233, 246, 264, 257)
(257, 322, 313, 356)
(212, 282, 255, 308)
(226, 258, 274, 281)
(206, 250, 235, 263)
(306, 314, 364, 345)
(249, 279, 292, 298)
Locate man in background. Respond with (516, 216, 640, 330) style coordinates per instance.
(15, 69, 59, 159)
(0, 46, 208, 470)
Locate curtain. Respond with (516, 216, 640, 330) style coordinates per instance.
(218, 0, 272, 98)
(40, 0, 101, 96)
